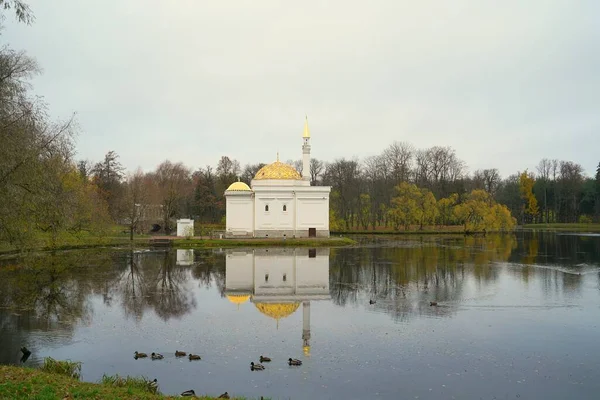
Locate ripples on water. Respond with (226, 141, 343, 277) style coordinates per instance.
(0, 232, 599, 399)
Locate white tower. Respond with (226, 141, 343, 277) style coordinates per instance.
(302, 116, 311, 182)
(302, 301, 311, 356)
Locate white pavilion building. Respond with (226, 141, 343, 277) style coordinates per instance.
(224, 118, 331, 238)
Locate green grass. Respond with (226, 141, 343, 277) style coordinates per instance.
(39, 357, 81, 380)
(0, 365, 256, 399)
(522, 223, 600, 232)
(101, 374, 160, 394)
(171, 236, 356, 248)
(332, 229, 468, 235)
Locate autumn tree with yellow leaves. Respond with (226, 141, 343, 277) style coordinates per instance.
(453, 190, 516, 233)
(519, 170, 539, 223)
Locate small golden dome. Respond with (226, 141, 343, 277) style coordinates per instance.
(226, 181, 251, 191)
(254, 161, 302, 180)
(227, 294, 250, 305)
(254, 302, 300, 320)
(303, 345, 310, 356)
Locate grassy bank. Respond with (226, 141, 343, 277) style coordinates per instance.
(171, 236, 356, 248)
(521, 223, 600, 232)
(0, 364, 248, 400)
(0, 224, 356, 255)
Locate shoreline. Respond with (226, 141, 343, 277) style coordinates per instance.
(0, 236, 356, 256)
(0, 364, 249, 399)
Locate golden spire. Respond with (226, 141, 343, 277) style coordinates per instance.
(303, 115, 310, 138)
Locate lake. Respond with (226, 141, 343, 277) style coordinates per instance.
(1, 232, 599, 399)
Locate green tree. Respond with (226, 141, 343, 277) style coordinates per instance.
(594, 162, 600, 222)
(92, 150, 125, 221)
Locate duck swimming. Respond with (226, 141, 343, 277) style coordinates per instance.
(218, 392, 230, 399)
(430, 301, 438, 306)
(175, 350, 187, 357)
(188, 354, 201, 360)
(151, 352, 164, 360)
(134, 351, 147, 359)
(250, 362, 265, 370)
(288, 358, 302, 366)
(181, 389, 195, 396)
(259, 355, 271, 362)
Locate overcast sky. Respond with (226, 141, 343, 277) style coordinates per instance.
(4, 0, 599, 178)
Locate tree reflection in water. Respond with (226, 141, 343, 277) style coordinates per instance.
(114, 250, 197, 321)
(330, 234, 518, 321)
(191, 251, 226, 297)
(146, 251, 196, 320)
(0, 250, 115, 364)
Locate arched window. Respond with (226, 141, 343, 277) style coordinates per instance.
(283, 205, 287, 212)
(265, 205, 269, 212)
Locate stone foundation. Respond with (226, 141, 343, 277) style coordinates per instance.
(224, 231, 254, 239)
(253, 229, 329, 239)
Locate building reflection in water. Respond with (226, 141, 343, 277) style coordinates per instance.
(225, 248, 330, 355)
(176, 249, 194, 266)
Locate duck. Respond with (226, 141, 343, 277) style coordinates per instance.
(180, 389, 195, 397)
(148, 378, 158, 393)
(288, 358, 302, 366)
(218, 392, 230, 399)
(134, 351, 148, 359)
(250, 362, 265, 370)
(175, 350, 187, 357)
(259, 355, 271, 362)
(151, 352, 164, 360)
(188, 354, 201, 360)
(430, 301, 438, 306)
(369, 299, 376, 305)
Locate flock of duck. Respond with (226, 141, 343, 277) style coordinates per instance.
(134, 350, 201, 361)
(133, 350, 302, 398)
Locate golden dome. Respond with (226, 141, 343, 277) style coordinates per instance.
(254, 302, 300, 320)
(227, 294, 250, 305)
(226, 181, 251, 191)
(254, 161, 302, 180)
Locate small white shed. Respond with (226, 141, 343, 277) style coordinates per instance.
(176, 219, 194, 237)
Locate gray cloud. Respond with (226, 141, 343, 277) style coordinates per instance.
(4, 0, 599, 177)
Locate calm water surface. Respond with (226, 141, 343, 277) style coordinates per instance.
(1, 232, 599, 399)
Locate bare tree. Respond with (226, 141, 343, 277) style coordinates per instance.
(0, 0, 34, 24)
(124, 169, 149, 240)
(536, 159, 552, 222)
(383, 141, 413, 184)
(309, 158, 324, 185)
(154, 161, 192, 234)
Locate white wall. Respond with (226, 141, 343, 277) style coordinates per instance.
(296, 191, 330, 231)
(295, 252, 330, 295)
(176, 219, 194, 237)
(225, 251, 254, 292)
(254, 252, 295, 295)
(254, 193, 295, 232)
(226, 194, 253, 234)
